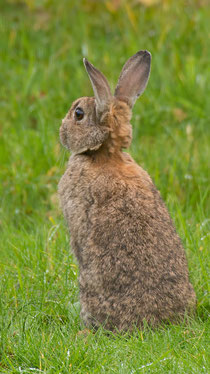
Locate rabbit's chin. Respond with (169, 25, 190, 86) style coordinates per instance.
(73, 142, 102, 155)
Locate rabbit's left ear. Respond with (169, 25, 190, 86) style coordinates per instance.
(83, 58, 112, 113)
(114, 50, 151, 108)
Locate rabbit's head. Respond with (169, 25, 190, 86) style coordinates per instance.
(60, 50, 151, 155)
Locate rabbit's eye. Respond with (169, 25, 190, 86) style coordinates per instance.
(75, 107, 84, 121)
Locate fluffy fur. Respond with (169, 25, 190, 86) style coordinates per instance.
(58, 51, 196, 331)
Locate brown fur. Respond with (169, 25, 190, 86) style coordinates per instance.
(58, 53, 196, 331)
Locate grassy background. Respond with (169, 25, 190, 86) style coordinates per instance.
(0, 0, 209, 372)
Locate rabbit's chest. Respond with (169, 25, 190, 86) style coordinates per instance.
(58, 160, 101, 235)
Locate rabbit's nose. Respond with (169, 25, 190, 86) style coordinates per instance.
(62, 119, 67, 128)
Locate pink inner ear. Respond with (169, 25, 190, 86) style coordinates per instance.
(114, 50, 151, 107)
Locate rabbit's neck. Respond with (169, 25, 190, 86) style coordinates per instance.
(83, 145, 124, 164)
(98, 99, 132, 156)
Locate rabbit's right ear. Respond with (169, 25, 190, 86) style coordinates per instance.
(114, 50, 151, 108)
(83, 58, 112, 114)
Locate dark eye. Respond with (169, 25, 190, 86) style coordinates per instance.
(75, 107, 84, 121)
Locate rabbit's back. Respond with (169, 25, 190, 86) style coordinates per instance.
(58, 153, 196, 330)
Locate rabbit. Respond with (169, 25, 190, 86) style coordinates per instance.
(58, 50, 196, 332)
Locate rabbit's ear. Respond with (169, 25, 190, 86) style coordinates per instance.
(114, 50, 151, 108)
(83, 58, 112, 113)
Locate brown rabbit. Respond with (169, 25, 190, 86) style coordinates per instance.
(58, 50, 196, 331)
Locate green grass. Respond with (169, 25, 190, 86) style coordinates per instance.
(0, 0, 209, 372)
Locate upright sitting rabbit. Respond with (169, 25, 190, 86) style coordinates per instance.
(58, 50, 196, 331)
